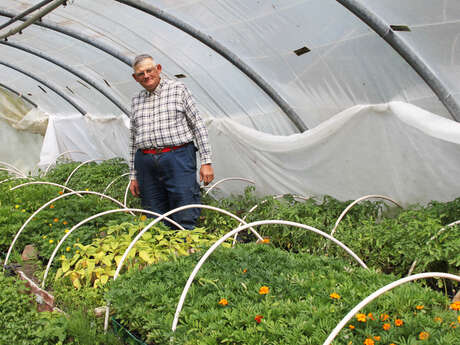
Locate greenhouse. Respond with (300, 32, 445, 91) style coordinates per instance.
(0, 1, 459, 344)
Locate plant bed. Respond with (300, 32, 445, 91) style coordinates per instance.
(106, 244, 460, 345)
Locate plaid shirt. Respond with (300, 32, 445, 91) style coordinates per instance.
(129, 77, 212, 179)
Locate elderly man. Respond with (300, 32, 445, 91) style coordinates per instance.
(128, 54, 214, 229)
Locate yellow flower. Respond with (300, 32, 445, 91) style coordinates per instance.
(373, 336, 380, 341)
(65, 229, 70, 233)
(49, 239, 54, 244)
(383, 323, 391, 331)
(218, 298, 228, 306)
(66, 247, 71, 252)
(379, 313, 389, 321)
(15, 205, 20, 209)
(140, 215, 147, 221)
(85, 188, 89, 191)
(363, 338, 374, 345)
(259, 286, 269, 295)
(49, 223, 53, 227)
(356, 313, 367, 322)
(60, 255, 65, 260)
(450, 301, 460, 311)
(54, 218, 59, 222)
(394, 318, 403, 327)
(42, 235, 47, 239)
(418, 331, 429, 340)
(330, 292, 341, 299)
(416, 305, 424, 310)
(76, 250, 80, 254)
(21, 209, 26, 213)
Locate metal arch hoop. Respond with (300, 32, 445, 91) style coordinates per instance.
(322, 272, 460, 345)
(330, 194, 402, 236)
(336, 0, 460, 122)
(43, 150, 88, 176)
(232, 193, 311, 245)
(0, 167, 26, 178)
(0, 161, 27, 177)
(0, 41, 130, 116)
(42, 207, 185, 288)
(169, 219, 367, 332)
(0, 60, 87, 115)
(10, 181, 82, 197)
(204, 177, 256, 196)
(104, 204, 265, 331)
(102, 173, 130, 198)
(407, 220, 460, 276)
(62, 159, 105, 192)
(3, 190, 134, 268)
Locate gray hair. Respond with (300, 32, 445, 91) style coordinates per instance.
(132, 54, 156, 69)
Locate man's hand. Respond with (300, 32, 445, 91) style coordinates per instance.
(200, 164, 214, 186)
(129, 179, 140, 197)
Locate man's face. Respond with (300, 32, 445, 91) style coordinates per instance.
(132, 59, 162, 92)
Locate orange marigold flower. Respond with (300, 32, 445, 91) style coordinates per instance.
(54, 218, 59, 222)
(330, 292, 341, 299)
(363, 338, 374, 345)
(218, 298, 228, 306)
(63, 220, 68, 225)
(434, 316, 443, 323)
(243, 269, 247, 273)
(262, 238, 270, 244)
(383, 323, 391, 331)
(58, 191, 63, 195)
(450, 301, 460, 311)
(457, 315, 460, 323)
(394, 319, 403, 327)
(259, 286, 269, 295)
(373, 336, 381, 341)
(367, 313, 375, 320)
(254, 315, 263, 323)
(50, 204, 55, 209)
(416, 305, 424, 310)
(356, 313, 367, 322)
(140, 215, 147, 221)
(348, 324, 355, 330)
(380, 313, 389, 321)
(418, 331, 429, 340)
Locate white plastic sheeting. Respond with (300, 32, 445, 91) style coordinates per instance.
(1, 0, 460, 203)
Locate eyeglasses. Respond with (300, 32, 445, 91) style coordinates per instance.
(134, 68, 156, 78)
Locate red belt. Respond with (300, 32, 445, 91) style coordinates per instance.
(142, 143, 189, 154)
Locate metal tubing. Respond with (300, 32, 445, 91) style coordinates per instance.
(0, 10, 132, 66)
(0, 0, 54, 31)
(336, 0, 460, 122)
(0, 60, 87, 115)
(42, 207, 186, 288)
(1, 41, 130, 116)
(0, 0, 68, 40)
(103, 204, 266, 330)
(170, 219, 368, 332)
(322, 272, 460, 345)
(330, 195, 402, 236)
(204, 177, 256, 196)
(0, 82, 37, 107)
(2, 190, 135, 268)
(114, 0, 308, 132)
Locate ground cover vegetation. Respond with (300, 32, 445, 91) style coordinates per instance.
(0, 161, 458, 344)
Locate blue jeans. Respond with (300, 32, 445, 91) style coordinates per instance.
(134, 143, 201, 229)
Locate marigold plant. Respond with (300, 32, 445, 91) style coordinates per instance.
(259, 286, 269, 295)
